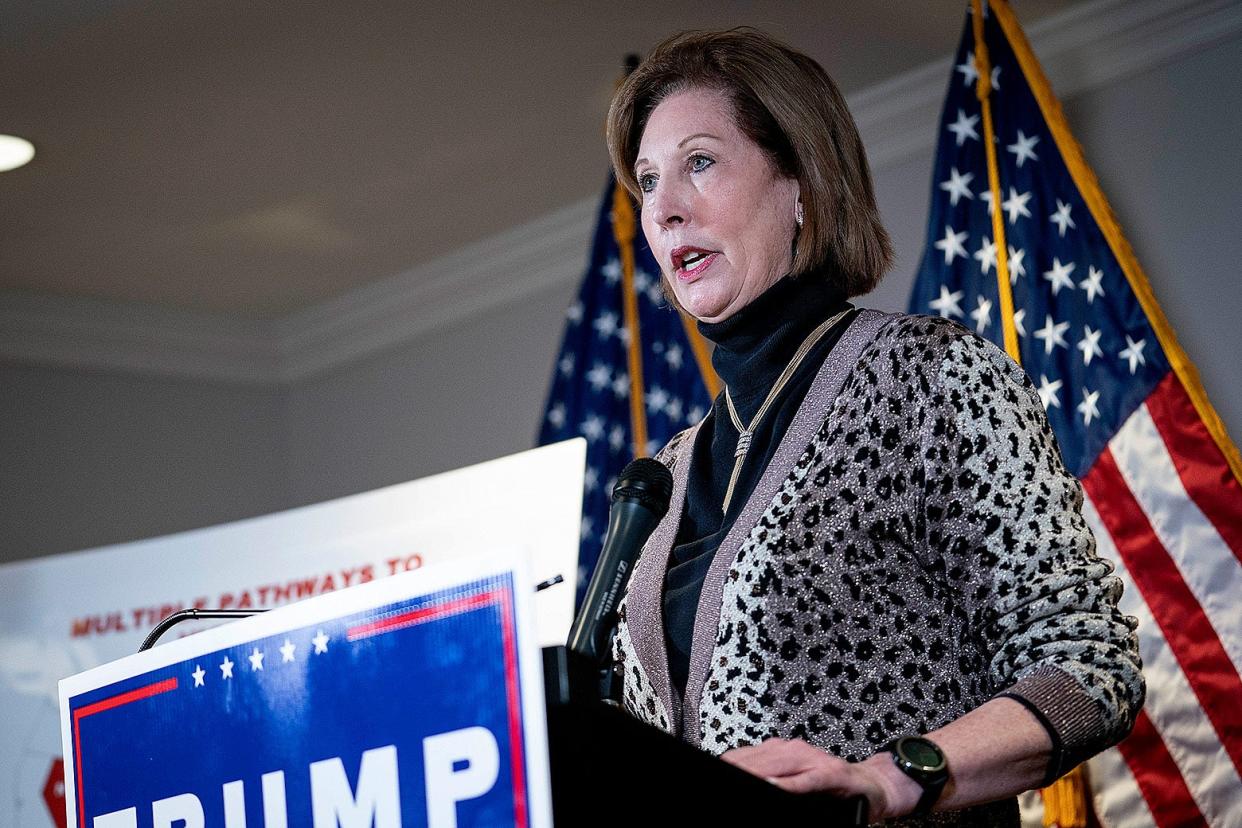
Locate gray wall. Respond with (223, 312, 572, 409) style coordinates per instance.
(2, 34, 1239, 563)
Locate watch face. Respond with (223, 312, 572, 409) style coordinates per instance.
(901, 737, 945, 771)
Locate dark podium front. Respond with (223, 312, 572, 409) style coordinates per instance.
(544, 647, 869, 827)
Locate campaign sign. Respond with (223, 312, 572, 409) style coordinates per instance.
(58, 554, 552, 828)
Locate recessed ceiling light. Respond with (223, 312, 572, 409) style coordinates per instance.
(0, 135, 35, 172)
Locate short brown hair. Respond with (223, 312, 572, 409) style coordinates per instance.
(607, 28, 892, 297)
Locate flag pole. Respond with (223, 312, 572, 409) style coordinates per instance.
(971, 0, 1021, 366)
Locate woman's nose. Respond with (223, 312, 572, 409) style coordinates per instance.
(649, 181, 689, 228)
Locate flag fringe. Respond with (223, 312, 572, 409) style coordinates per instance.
(987, 0, 1242, 485)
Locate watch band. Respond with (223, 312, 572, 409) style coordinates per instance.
(886, 736, 949, 814)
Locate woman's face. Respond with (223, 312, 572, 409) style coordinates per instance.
(635, 86, 800, 323)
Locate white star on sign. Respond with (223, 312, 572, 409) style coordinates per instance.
(929, 285, 965, 319)
(956, 52, 979, 87)
(1034, 314, 1070, 355)
(1078, 325, 1104, 366)
(980, 190, 995, 217)
(974, 236, 998, 275)
(1050, 199, 1076, 236)
(312, 630, 329, 654)
(601, 258, 621, 284)
(565, 301, 583, 324)
(586, 362, 611, 391)
(609, 424, 626, 453)
(1007, 130, 1040, 167)
(558, 354, 574, 377)
(1080, 266, 1106, 303)
(970, 296, 993, 333)
(1002, 187, 1032, 224)
(580, 415, 605, 442)
(1119, 336, 1147, 374)
(280, 639, 296, 663)
(940, 167, 975, 206)
(192, 665, 206, 687)
(249, 648, 265, 671)
(1078, 387, 1101, 426)
(1007, 246, 1027, 284)
(1037, 374, 1063, 410)
(220, 656, 235, 679)
(947, 109, 980, 146)
(611, 375, 629, 399)
(665, 397, 684, 421)
(1013, 308, 1027, 338)
(688, 405, 706, 424)
(584, 465, 599, 493)
(645, 386, 670, 414)
(935, 225, 969, 265)
(1043, 258, 1077, 296)
(593, 312, 618, 339)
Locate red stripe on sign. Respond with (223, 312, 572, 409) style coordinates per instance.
(1085, 450, 1242, 778)
(1145, 373, 1242, 564)
(346, 591, 496, 640)
(72, 677, 179, 827)
(1116, 709, 1208, 828)
(499, 586, 528, 828)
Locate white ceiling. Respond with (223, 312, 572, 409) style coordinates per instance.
(0, 0, 1088, 319)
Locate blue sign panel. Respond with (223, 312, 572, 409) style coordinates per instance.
(65, 572, 538, 828)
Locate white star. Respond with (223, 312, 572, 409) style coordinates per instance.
(1078, 387, 1101, 426)
(617, 326, 632, 346)
(249, 647, 265, 671)
(1013, 308, 1027, 338)
(611, 375, 629, 399)
(664, 343, 684, 370)
(1034, 314, 1070, 355)
(585, 362, 611, 391)
(545, 403, 566, 429)
(1078, 325, 1104, 366)
(956, 52, 979, 87)
(980, 189, 996, 217)
(1050, 199, 1076, 236)
(280, 639, 296, 663)
(645, 439, 662, 455)
(940, 167, 975, 206)
(1119, 336, 1147, 374)
(192, 665, 206, 687)
(1080, 266, 1106, 303)
(593, 312, 618, 339)
(646, 281, 665, 306)
(1043, 258, 1077, 296)
(935, 225, 969, 265)
(665, 397, 683, 421)
(557, 354, 574, 377)
(947, 109, 980, 146)
(974, 236, 998, 275)
(688, 405, 706, 424)
(1001, 187, 1032, 224)
(580, 415, 605, 442)
(609, 424, 626, 453)
(633, 269, 652, 293)
(601, 258, 621, 284)
(584, 465, 599, 493)
(990, 65, 1002, 90)
(970, 296, 993, 333)
(580, 515, 593, 541)
(1007, 130, 1040, 167)
(645, 386, 670, 414)
(1037, 374, 1063, 410)
(312, 630, 329, 654)
(1007, 246, 1027, 284)
(565, 302, 583, 324)
(929, 285, 965, 319)
(220, 655, 235, 679)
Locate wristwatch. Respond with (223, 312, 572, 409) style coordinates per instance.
(885, 735, 949, 814)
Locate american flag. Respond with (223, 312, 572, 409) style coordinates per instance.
(909, 4, 1242, 826)
(539, 176, 716, 602)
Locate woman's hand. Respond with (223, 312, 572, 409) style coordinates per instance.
(720, 737, 922, 821)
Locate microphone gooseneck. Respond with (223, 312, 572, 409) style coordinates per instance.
(566, 458, 673, 665)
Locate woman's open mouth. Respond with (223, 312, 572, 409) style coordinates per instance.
(672, 247, 718, 281)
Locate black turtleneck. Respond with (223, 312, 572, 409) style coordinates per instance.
(663, 273, 855, 698)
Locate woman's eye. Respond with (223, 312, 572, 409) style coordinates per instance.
(690, 154, 714, 173)
(638, 173, 657, 194)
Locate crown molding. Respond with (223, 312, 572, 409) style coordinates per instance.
(3, 0, 1237, 385)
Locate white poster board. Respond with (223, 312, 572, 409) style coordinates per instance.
(1, 438, 583, 828)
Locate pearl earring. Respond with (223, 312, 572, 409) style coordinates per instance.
(795, 202, 804, 229)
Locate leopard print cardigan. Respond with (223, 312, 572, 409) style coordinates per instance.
(612, 310, 1144, 823)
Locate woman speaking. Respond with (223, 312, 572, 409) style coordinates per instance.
(604, 29, 1144, 825)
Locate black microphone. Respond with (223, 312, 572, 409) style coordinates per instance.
(567, 457, 673, 665)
